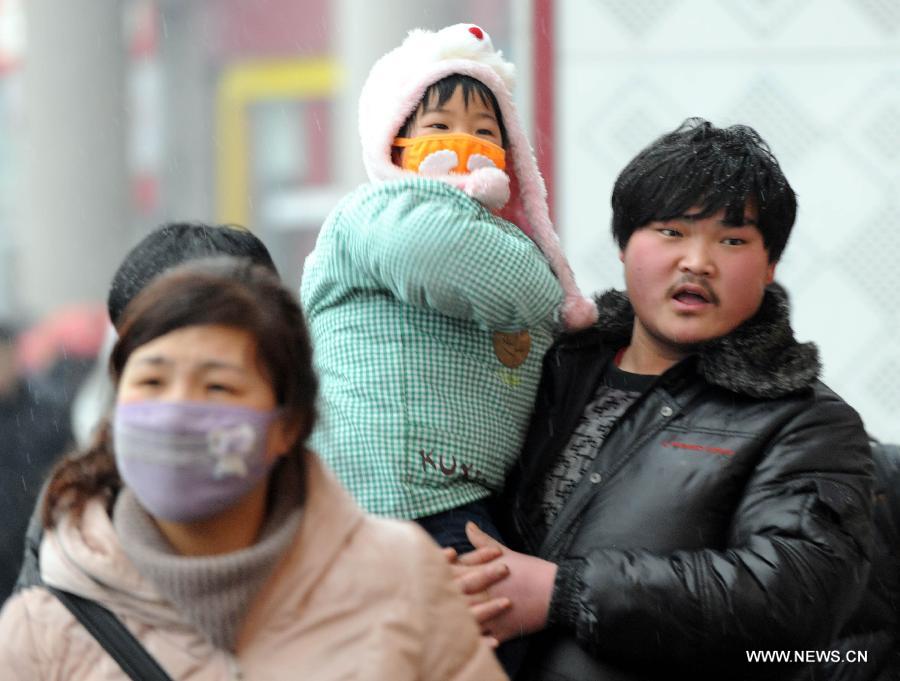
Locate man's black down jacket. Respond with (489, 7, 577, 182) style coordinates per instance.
(501, 287, 874, 681)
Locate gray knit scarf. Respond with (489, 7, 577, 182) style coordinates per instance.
(113, 458, 303, 651)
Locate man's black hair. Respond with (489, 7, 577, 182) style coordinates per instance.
(611, 118, 797, 262)
(106, 222, 277, 328)
(397, 74, 508, 148)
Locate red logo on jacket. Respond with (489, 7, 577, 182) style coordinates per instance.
(662, 440, 735, 456)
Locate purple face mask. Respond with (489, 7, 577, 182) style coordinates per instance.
(113, 401, 280, 523)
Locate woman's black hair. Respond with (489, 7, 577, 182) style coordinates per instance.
(611, 118, 797, 262)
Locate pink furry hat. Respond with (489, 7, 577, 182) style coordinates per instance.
(358, 23, 597, 331)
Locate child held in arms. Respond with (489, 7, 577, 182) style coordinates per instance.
(301, 23, 596, 553)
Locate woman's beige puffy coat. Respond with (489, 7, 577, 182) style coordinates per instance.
(0, 454, 507, 680)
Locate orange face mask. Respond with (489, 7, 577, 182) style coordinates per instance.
(393, 133, 506, 175)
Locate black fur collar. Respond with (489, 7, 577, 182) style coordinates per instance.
(588, 284, 821, 399)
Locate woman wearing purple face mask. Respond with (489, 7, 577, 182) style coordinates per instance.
(0, 256, 506, 681)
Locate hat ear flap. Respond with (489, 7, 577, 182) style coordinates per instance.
(496, 164, 533, 238)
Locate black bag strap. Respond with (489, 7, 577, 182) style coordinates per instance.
(14, 483, 49, 594)
(20, 484, 173, 680)
(48, 587, 174, 681)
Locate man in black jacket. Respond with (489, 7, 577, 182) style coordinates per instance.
(0, 323, 73, 604)
(458, 118, 875, 680)
(818, 440, 900, 681)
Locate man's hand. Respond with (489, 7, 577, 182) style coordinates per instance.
(444, 544, 511, 648)
(452, 522, 558, 643)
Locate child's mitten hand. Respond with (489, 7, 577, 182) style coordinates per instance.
(561, 293, 599, 331)
(419, 149, 460, 176)
(463, 166, 510, 211)
(416, 148, 511, 211)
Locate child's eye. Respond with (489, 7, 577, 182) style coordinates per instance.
(721, 237, 746, 246)
(427, 123, 448, 130)
(476, 128, 496, 136)
(658, 228, 682, 238)
(138, 377, 162, 387)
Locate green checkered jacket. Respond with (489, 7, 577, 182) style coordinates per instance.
(300, 178, 562, 518)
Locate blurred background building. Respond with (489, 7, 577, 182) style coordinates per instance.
(0, 0, 899, 442)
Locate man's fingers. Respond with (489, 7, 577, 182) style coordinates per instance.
(456, 545, 502, 566)
(465, 521, 503, 550)
(465, 590, 491, 606)
(482, 635, 500, 649)
(457, 561, 509, 595)
(471, 596, 511, 626)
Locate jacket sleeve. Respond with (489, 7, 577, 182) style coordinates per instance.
(547, 394, 874, 665)
(412, 528, 509, 681)
(335, 180, 562, 332)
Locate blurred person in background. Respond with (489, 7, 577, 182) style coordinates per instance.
(0, 321, 75, 602)
(0, 257, 506, 680)
(16, 303, 108, 419)
(817, 437, 900, 681)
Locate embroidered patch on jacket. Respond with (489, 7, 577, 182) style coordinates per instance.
(492, 330, 531, 368)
